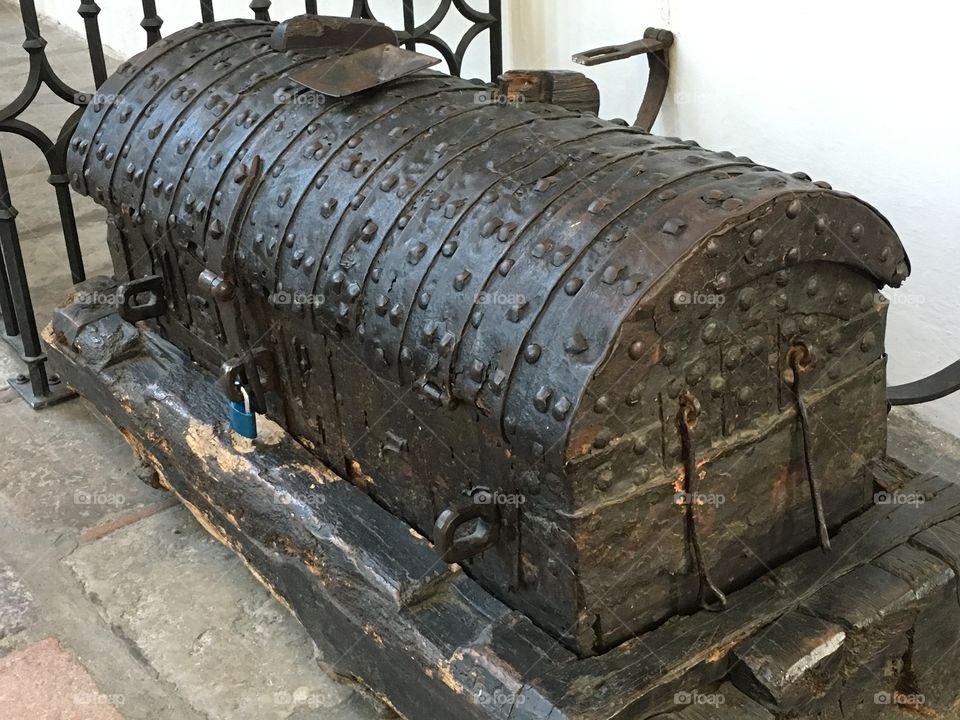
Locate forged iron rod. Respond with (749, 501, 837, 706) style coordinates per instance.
(678, 391, 728, 612)
(0, 0, 91, 402)
(0, 218, 19, 338)
(77, 1, 108, 87)
(140, 0, 162, 45)
(402, 0, 415, 51)
(250, 0, 271, 21)
(790, 346, 831, 552)
(488, 0, 502, 79)
(200, 0, 214, 23)
(0, 149, 50, 397)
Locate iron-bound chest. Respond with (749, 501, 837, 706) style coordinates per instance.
(67, 17, 909, 656)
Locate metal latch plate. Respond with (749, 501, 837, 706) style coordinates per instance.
(289, 44, 441, 98)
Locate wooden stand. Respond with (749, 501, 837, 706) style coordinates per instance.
(46, 283, 960, 720)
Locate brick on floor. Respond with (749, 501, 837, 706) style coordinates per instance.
(0, 637, 123, 719)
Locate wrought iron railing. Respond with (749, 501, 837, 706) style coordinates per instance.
(0, 0, 503, 408)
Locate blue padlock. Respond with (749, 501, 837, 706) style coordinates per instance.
(227, 385, 258, 439)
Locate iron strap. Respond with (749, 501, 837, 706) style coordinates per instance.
(677, 390, 727, 612)
(788, 343, 831, 553)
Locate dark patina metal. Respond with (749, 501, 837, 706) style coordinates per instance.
(573, 27, 674, 131)
(65, 14, 919, 656)
(0, 0, 503, 408)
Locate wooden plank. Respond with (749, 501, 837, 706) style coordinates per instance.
(497, 70, 600, 114)
(802, 565, 915, 632)
(906, 521, 960, 710)
(671, 682, 773, 719)
(730, 545, 958, 717)
(912, 517, 960, 577)
(729, 610, 845, 711)
(873, 543, 954, 603)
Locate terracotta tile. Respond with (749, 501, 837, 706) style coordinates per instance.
(0, 637, 123, 719)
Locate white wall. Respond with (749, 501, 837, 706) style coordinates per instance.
(33, 0, 960, 435)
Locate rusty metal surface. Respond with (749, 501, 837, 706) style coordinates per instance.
(0, 0, 503, 409)
(289, 44, 441, 97)
(67, 16, 911, 656)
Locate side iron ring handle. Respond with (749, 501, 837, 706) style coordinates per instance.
(888, 358, 960, 406)
(433, 505, 499, 564)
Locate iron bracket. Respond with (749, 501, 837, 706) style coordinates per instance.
(220, 349, 275, 408)
(273, 15, 440, 98)
(6, 363, 75, 409)
(118, 275, 165, 323)
(433, 502, 500, 564)
(573, 27, 674, 131)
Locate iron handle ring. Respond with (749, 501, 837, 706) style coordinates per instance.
(433, 504, 500, 564)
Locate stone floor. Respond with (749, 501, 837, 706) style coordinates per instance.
(1, 3, 959, 720)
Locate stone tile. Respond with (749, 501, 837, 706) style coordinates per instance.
(0, 344, 170, 533)
(64, 505, 382, 720)
(0, 341, 23, 377)
(0, 562, 33, 642)
(888, 407, 960, 483)
(0, 637, 123, 719)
